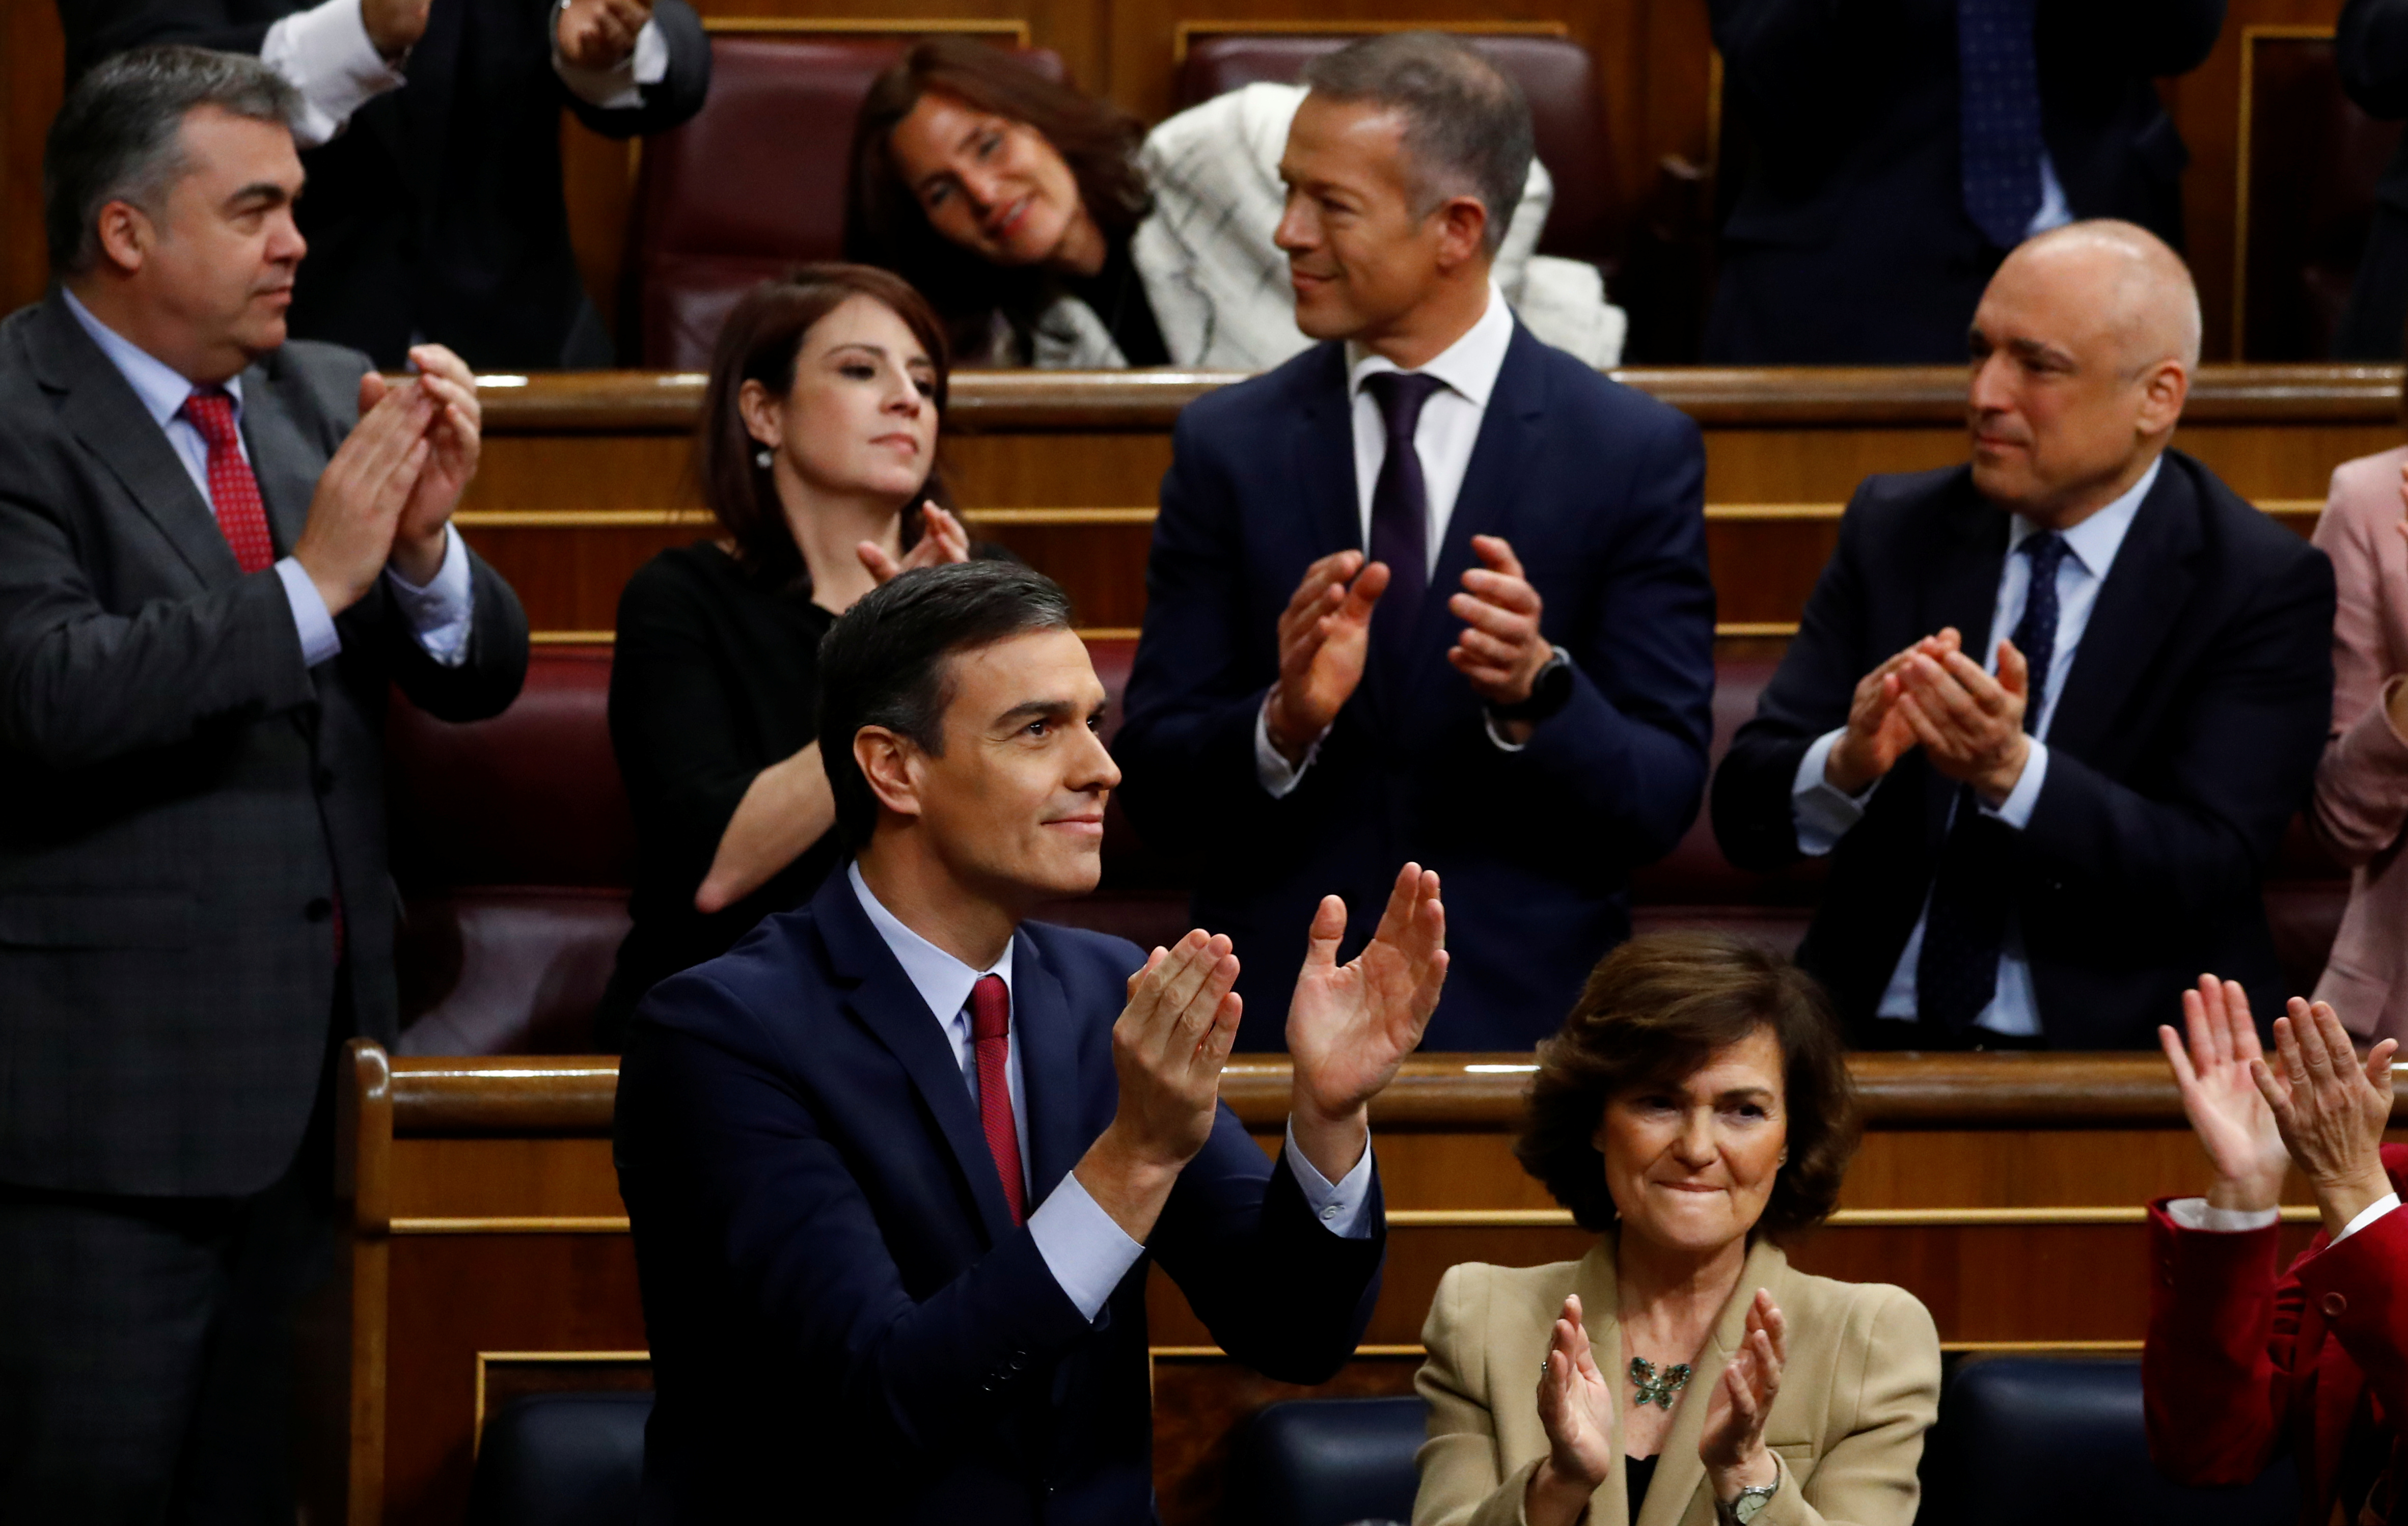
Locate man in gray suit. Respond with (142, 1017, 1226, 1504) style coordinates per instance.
(0, 47, 528, 1522)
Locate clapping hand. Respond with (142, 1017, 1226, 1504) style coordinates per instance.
(1284, 865, 1446, 1181)
(1893, 635, 2032, 805)
(1074, 932, 1244, 1243)
(377, 345, 481, 586)
(557, 0, 655, 69)
(1265, 551, 1387, 764)
(2158, 975, 2292, 1212)
(1824, 630, 1960, 795)
(1526, 1294, 1617, 1521)
(1700, 1290, 1786, 1503)
(2251, 996, 2398, 1238)
(859, 502, 971, 584)
(1446, 535, 1551, 712)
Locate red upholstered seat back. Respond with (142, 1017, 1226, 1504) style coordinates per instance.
(1172, 33, 1615, 266)
(630, 36, 1068, 369)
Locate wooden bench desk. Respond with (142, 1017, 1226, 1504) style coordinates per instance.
(338, 1042, 2359, 1526)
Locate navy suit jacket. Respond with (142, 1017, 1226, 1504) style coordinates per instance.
(1705, 0, 2225, 362)
(1709, 452, 2334, 1047)
(1114, 326, 1716, 1052)
(613, 870, 1385, 1524)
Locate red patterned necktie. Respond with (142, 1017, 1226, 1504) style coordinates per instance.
(179, 387, 277, 574)
(969, 974, 1026, 1225)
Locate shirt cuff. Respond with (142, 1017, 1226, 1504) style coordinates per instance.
(275, 556, 343, 668)
(1979, 738, 2048, 829)
(260, 0, 407, 150)
(2336, 1192, 2401, 1246)
(1026, 1170, 1146, 1322)
(2166, 1196, 2283, 1234)
(1283, 1119, 1377, 1239)
(1254, 695, 1324, 798)
(1791, 727, 1874, 855)
(384, 523, 474, 667)
(553, 16, 669, 109)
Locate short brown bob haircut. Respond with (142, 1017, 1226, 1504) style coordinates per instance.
(699, 263, 950, 591)
(1516, 932, 1859, 1239)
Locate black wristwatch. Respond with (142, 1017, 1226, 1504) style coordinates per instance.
(1488, 645, 1574, 726)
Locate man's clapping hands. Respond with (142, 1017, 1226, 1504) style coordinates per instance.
(293, 344, 481, 615)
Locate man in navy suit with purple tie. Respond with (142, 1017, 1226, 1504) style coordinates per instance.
(615, 561, 1449, 1523)
(1115, 33, 1717, 1051)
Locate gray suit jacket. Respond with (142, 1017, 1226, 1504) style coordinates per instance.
(0, 292, 529, 1198)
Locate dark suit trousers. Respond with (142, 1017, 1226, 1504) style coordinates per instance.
(0, 1021, 343, 1526)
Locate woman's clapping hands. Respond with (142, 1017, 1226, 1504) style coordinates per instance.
(1701, 1290, 1787, 1501)
(858, 501, 971, 584)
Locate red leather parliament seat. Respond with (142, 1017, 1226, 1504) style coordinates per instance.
(630, 35, 1066, 369)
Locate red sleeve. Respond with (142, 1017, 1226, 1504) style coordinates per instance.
(2142, 1197, 2305, 1484)
(2290, 1148, 2408, 1424)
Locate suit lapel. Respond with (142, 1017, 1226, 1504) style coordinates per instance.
(1408, 325, 1546, 692)
(1565, 1242, 1631, 1526)
(1917, 477, 2012, 841)
(236, 358, 322, 558)
(2041, 460, 2201, 762)
(1007, 929, 1087, 1211)
(814, 875, 1019, 1245)
(31, 296, 238, 588)
(1635, 1238, 1792, 1526)
(1294, 343, 1362, 560)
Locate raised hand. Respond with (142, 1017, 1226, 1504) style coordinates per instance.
(1265, 551, 1387, 764)
(1524, 1294, 1617, 1525)
(1700, 1290, 1786, 1502)
(2158, 975, 2291, 1212)
(386, 345, 481, 585)
(557, 0, 655, 69)
(858, 502, 971, 584)
(1825, 630, 1960, 795)
(2251, 997, 2399, 1238)
(1074, 931, 1244, 1242)
(361, 0, 431, 58)
(1446, 535, 1550, 707)
(1894, 636, 2031, 804)
(293, 373, 434, 615)
(1285, 864, 1446, 1179)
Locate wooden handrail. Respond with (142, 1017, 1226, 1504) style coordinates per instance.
(463, 365, 2408, 434)
(376, 1049, 2344, 1137)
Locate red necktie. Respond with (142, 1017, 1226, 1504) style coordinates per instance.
(969, 974, 1025, 1225)
(179, 387, 277, 575)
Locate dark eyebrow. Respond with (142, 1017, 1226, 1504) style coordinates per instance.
(225, 181, 290, 210)
(2004, 335, 2078, 369)
(993, 695, 1107, 731)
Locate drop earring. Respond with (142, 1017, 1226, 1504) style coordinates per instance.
(754, 448, 773, 469)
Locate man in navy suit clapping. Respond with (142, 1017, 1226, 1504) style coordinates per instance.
(1116, 33, 1717, 1051)
(615, 560, 1448, 1523)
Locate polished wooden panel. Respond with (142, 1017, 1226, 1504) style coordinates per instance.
(461, 367, 2389, 639)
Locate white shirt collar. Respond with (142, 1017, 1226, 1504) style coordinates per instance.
(60, 285, 241, 428)
(846, 860, 1014, 1029)
(2007, 453, 2162, 577)
(1344, 282, 1514, 411)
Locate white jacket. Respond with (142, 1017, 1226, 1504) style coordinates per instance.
(1028, 83, 1627, 370)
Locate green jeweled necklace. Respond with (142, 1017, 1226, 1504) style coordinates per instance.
(1628, 1356, 1692, 1408)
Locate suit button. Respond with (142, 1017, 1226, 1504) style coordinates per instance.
(304, 897, 334, 923)
(2323, 1292, 2349, 1317)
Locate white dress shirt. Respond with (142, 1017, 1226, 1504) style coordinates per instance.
(1254, 284, 1519, 796)
(260, 0, 668, 149)
(846, 864, 1375, 1322)
(2167, 1192, 2399, 1246)
(62, 287, 475, 669)
(1788, 455, 2161, 1037)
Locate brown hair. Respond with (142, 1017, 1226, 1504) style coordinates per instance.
(698, 264, 951, 590)
(1515, 933, 1859, 1239)
(844, 38, 1151, 361)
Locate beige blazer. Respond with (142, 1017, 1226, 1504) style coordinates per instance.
(1414, 1236, 1939, 1526)
(2310, 445, 2408, 1044)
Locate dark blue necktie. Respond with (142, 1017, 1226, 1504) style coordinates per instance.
(1363, 371, 1445, 670)
(1915, 531, 2071, 1033)
(1958, 0, 2044, 250)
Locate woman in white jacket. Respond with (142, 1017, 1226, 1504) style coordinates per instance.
(845, 36, 1625, 370)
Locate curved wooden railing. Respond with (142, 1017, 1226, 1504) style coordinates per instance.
(359, 1048, 2365, 1136)
(466, 364, 2408, 434)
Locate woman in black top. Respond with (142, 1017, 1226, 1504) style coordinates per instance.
(595, 265, 972, 1044)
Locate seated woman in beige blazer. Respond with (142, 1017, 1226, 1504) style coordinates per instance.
(1415, 933, 1939, 1526)
(2307, 447, 2408, 1043)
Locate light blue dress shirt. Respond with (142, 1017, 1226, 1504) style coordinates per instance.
(1788, 456, 2161, 1036)
(60, 287, 473, 669)
(846, 862, 1375, 1321)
